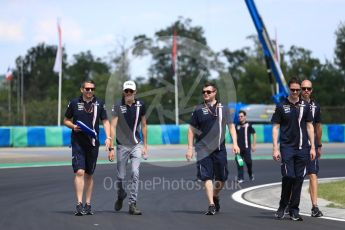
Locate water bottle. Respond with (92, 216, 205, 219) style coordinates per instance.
(236, 154, 244, 167)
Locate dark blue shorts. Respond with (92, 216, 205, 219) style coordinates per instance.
(307, 148, 319, 175)
(196, 149, 228, 182)
(280, 147, 309, 178)
(72, 141, 99, 175)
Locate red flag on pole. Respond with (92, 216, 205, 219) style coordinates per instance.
(172, 30, 177, 73)
(53, 21, 62, 73)
(5, 67, 13, 81)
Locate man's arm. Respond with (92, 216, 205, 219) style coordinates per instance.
(315, 122, 322, 158)
(252, 133, 257, 152)
(63, 117, 81, 132)
(228, 123, 240, 154)
(102, 119, 112, 150)
(186, 125, 194, 161)
(108, 117, 118, 162)
(141, 116, 148, 158)
(307, 121, 316, 160)
(272, 123, 280, 161)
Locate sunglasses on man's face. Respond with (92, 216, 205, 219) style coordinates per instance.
(202, 90, 215, 95)
(84, 87, 95, 92)
(124, 89, 134, 94)
(289, 88, 301, 93)
(301, 87, 312, 91)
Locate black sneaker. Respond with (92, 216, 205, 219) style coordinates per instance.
(83, 203, 94, 215)
(249, 175, 255, 181)
(290, 212, 303, 221)
(275, 206, 287, 219)
(114, 191, 127, 211)
(311, 206, 323, 217)
(205, 204, 216, 215)
(213, 196, 220, 212)
(129, 203, 142, 215)
(74, 202, 84, 216)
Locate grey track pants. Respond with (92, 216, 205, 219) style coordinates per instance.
(116, 144, 142, 204)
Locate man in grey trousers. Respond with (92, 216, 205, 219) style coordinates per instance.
(108, 80, 148, 215)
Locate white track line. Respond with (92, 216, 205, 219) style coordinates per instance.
(232, 177, 345, 222)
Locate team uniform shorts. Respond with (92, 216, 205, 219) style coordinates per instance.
(196, 149, 228, 182)
(71, 140, 99, 175)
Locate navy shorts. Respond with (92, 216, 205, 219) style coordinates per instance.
(72, 141, 99, 175)
(196, 149, 228, 182)
(280, 147, 309, 178)
(307, 147, 319, 175)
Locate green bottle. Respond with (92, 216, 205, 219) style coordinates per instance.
(236, 154, 244, 167)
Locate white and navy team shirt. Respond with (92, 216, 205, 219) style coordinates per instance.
(236, 122, 255, 151)
(65, 95, 107, 146)
(112, 99, 146, 146)
(309, 99, 322, 147)
(189, 101, 232, 154)
(271, 97, 313, 149)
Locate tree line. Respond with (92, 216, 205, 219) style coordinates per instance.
(1, 18, 344, 125)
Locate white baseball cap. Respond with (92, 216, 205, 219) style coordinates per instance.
(123, 80, 136, 91)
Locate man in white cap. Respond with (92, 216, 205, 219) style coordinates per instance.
(108, 80, 148, 215)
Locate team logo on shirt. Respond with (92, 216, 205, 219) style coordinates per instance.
(77, 103, 84, 111)
(283, 105, 290, 113)
(120, 105, 127, 113)
(202, 108, 209, 115)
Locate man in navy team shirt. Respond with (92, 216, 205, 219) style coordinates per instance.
(186, 82, 240, 215)
(108, 80, 148, 215)
(272, 77, 316, 221)
(235, 110, 256, 183)
(300, 79, 323, 217)
(64, 80, 112, 216)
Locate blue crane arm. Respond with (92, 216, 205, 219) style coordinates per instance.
(244, 0, 288, 104)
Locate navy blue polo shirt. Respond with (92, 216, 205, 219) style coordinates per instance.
(65, 96, 108, 146)
(271, 97, 313, 149)
(309, 99, 321, 146)
(112, 99, 146, 146)
(236, 122, 255, 150)
(189, 101, 232, 154)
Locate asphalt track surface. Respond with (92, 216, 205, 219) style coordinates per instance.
(0, 147, 344, 230)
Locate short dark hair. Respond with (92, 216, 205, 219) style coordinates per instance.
(288, 77, 301, 87)
(239, 110, 246, 116)
(81, 79, 96, 88)
(203, 82, 217, 91)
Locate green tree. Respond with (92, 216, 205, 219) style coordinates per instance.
(64, 50, 111, 102)
(132, 17, 220, 123)
(335, 22, 345, 73)
(286, 45, 322, 80)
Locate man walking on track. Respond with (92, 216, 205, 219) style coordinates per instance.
(301, 79, 323, 217)
(186, 82, 240, 215)
(108, 80, 148, 215)
(64, 79, 112, 216)
(272, 77, 316, 221)
(235, 110, 256, 183)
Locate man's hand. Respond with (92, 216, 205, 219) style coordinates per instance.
(104, 138, 111, 151)
(273, 149, 281, 161)
(251, 144, 256, 152)
(142, 145, 148, 160)
(317, 147, 322, 159)
(108, 149, 115, 162)
(232, 144, 240, 154)
(73, 125, 81, 132)
(186, 149, 194, 161)
(310, 148, 316, 161)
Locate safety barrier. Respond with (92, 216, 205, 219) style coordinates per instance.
(0, 124, 344, 147)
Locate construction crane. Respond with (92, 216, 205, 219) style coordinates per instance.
(244, 0, 288, 104)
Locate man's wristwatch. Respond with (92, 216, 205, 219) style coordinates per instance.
(108, 147, 114, 151)
(318, 144, 322, 148)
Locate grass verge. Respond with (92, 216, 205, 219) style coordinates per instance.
(318, 180, 345, 209)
